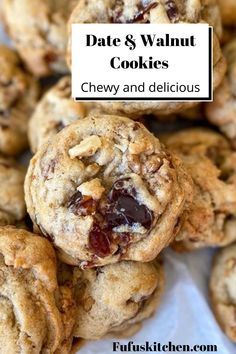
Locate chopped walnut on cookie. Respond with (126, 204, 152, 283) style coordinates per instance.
(25, 115, 193, 267)
(164, 128, 236, 251)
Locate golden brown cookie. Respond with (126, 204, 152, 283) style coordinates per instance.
(217, 0, 236, 26)
(71, 258, 164, 339)
(0, 155, 26, 226)
(0, 226, 75, 353)
(29, 76, 87, 153)
(210, 244, 236, 342)
(2, 0, 77, 77)
(25, 115, 192, 267)
(0, 45, 39, 156)
(205, 39, 236, 147)
(221, 26, 236, 45)
(164, 128, 236, 251)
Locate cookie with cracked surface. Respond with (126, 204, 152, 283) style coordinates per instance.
(29, 76, 87, 153)
(25, 115, 192, 267)
(210, 243, 236, 342)
(71, 258, 164, 339)
(2, 0, 77, 77)
(217, 0, 236, 26)
(0, 155, 26, 226)
(67, 0, 225, 117)
(0, 226, 75, 353)
(205, 39, 236, 147)
(0, 45, 39, 156)
(164, 128, 236, 251)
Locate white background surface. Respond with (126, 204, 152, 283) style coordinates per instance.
(78, 248, 236, 354)
(0, 20, 235, 354)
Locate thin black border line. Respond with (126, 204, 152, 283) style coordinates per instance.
(74, 26, 213, 102)
(208, 27, 213, 101)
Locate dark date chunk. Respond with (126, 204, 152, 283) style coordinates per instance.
(55, 121, 65, 133)
(165, 0, 179, 22)
(112, 1, 158, 23)
(106, 179, 153, 230)
(67, 191, 96, 216)
(89, 223, 111, 257)
(132, 2, 158, 23)
(44, 51, 58, 63)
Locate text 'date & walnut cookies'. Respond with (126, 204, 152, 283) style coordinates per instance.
(25, 115, 193, 267)
(0, 227, 75, 353)
(164, 128, 236, 251)
(210, 244, 236, 342)
(67, 0, 226, 117)
(72, 258, 164, 339)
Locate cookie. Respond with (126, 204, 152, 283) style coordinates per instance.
(164, 128, 236, 251)
(25, 115, 192, 267)
(199, 0, 222, 39)
(217, 0, 236, 26)
(222, 26, 236, 45)
(0, 45, 39, 156)
(29, 76, 87, 153)
(0, 226, 75, 353)
(71, 258, 164, 339)
(205, 39, 236, 147)
(67, 0, 225, 117)
(0, 155, 26, 226)
(2, 0, 77, 77)
(210, 244, 236, 342)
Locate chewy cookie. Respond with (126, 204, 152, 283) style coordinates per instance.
(0, 45, 39, 156)
(210, 244, 236, 342)
(222, 26, 236, 46)
(0, 227, 75, 353)
(29, 76, 86, 153)
(2, 0, 77, 77)
(205, 39, 236, 147)
(72, 258, 164, 339)
(25, 115, 192, 267)
(217, 0, 236, 26)
(67, 0, 225, 117)
(0, 156, 26, 226)
(164, 128, 236, 251)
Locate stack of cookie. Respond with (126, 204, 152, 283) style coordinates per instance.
(0, 0, 235, 352)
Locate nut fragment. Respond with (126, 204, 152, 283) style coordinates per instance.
(77, 178, 105, 200)
(69, 135, 102, 159)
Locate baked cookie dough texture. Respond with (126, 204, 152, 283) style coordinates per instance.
(205, 39, 236, 147)
(0, 45, 38, 156)
(29, 76, 87, 153)
(0, 155, 26, 227)
(217, 0, 236, 26)
(2, 0, 77, 77)
(210, 243, 236, 342)
(67, 0, 226, 116)
(72, 258, 164, 339)
(0, 227, 75, 353)
(164, 128, 236, 251)
(25, 115, 193, 267)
